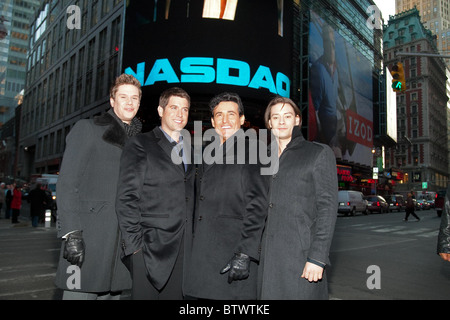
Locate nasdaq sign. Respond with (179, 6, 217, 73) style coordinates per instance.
(125, 57, 291, 98)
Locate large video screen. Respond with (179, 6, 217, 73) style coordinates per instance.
(122, 0, 294, 128)
(308, 10, 374, 167)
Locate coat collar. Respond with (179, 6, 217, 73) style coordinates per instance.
(93, 111, 127, 148)
(153, 127, 193, 174)
(286, 126, 305, 148)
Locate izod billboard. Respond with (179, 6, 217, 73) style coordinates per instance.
(122, 0, 294, 130)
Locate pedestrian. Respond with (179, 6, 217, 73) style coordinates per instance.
(0, 182, 5, 218)
(5, 184, 12, 220)
(257, 96, 338, 300)
(437, 184, 450, 262)
(28, 183, 48, 227)
(116, 87, 195, 300)
(54, 74, 142, 300)
(11, 183, 22, 224)
(184, 92, 269, 300)
(404, 192, 420, 222)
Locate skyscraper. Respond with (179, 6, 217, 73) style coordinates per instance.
(0, 0, 39, 125)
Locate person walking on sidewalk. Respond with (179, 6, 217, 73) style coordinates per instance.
(0, 183, 5, 218)
(5, 184, 12, 220)
(404, 192, 420, 222)
(11, 184, 22, 224)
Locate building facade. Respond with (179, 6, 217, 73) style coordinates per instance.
(0, 0, 40, 182)
(384, 8, 449, 193)
(396, 0, 450, 67)
(18, 0, 123, 178)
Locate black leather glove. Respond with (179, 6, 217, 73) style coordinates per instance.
(63, 230, 85, 267)
(220, 253, 251, 284)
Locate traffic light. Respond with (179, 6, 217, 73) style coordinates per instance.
(391, 62, 406, 92)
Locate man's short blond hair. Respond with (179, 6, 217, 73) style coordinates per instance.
(110, 74, 142, 100)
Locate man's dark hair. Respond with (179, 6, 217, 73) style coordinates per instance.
(159, 87, 191, 109)
(209, 92, 244, 116)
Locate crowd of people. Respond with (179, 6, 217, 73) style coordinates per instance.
(0, 182, 24, 224)
(0, 182, 52, 227)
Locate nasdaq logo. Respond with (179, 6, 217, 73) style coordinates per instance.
(125, 57, 291, 97)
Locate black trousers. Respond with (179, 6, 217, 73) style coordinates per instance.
(11, 209, 20, 223)
(404, 207, 420, 220)
(131, 242, 184, 300)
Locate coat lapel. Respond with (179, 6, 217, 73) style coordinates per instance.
(153, 127, 188, 174)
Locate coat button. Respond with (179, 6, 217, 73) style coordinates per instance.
(198, 216, 203, 221)
(269, 203, 274, 208)
(200, 196, 205, 201)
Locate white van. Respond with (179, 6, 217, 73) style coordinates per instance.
(338, 190, 368, 216)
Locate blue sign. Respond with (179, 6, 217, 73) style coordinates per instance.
(125, 57, 291, 98)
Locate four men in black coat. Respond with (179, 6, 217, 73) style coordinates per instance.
(59, 80, 337, 300)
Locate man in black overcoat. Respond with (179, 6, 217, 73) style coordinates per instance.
(184, 92, 268, 300)
(55, 74, 142, 299)
(115, 87, 195, 299)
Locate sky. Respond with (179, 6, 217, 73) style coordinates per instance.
(374, 0, 396, 19)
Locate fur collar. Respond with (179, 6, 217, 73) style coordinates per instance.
(93, 112, 127, 148)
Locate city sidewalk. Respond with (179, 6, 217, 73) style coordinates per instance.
(0, 209, 130, 300)
(0, 208, 62, 300)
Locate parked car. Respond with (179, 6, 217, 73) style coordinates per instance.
(435, 189, 446, 217)
(364, 195, 390, 213)
(338, 190, 368, 216)
(384, 194, 405, 212)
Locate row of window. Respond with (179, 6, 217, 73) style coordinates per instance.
(22, 1, 124, 164)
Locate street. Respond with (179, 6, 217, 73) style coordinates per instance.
(328, 208, 450, 300)
(0, 203, 449, 300)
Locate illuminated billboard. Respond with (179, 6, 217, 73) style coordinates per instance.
(385, 68, 398, 143)
(308, 10, 374, 167)
(123, 0, 294, 128)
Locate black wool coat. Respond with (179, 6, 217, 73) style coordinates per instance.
(55, 111, 136, 293)
(258, 127, 338, 300)
(115, 127, 196, 291)
(184, 132, 269, 300)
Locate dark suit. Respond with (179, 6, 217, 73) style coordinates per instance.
(184, 131, 269, 300)
(258, 127, 338, 300)
(115, 127, 195, 298)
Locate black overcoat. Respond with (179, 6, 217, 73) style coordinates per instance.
(28, 187, 47, 218)
(115, 127, 196, 291)
(54, 111, 134, 293)
(184, 132, 269, 300)
(258, 127, 338, 300)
